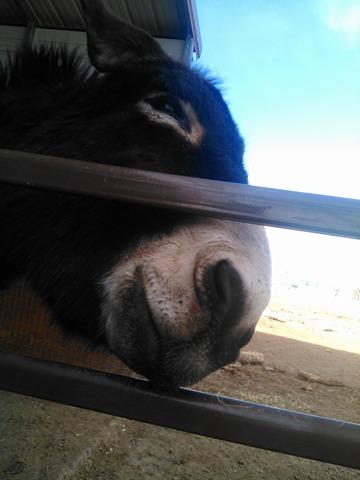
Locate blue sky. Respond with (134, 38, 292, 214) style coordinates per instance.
(196, 0, 360, 290)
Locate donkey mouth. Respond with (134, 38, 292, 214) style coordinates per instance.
(103, 266, 161, 380)
(104, 261, 254, 388)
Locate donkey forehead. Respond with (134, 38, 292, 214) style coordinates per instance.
(106, 62, 225, 113)
(161, 65, 222, 103)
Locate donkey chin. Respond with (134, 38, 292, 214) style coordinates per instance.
(101, 219, 271, 387)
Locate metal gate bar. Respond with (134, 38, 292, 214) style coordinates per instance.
(1, 148, 360, 239)
(1, 350, 359, 470)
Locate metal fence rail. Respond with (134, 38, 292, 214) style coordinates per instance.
(1, 351, 359, 470)
(0, 148, 360, 470)
(1, 148, 360, 238)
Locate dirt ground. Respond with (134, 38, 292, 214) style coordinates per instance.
(1, 297, 360, 479)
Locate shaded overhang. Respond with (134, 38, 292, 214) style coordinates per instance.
(0, 0, 202, 62)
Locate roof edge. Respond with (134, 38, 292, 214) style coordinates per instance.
(186, 0, 202, 58)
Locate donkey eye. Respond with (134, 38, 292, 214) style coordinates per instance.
(146, 95, 189, 129)
(162, 102, 176, 115)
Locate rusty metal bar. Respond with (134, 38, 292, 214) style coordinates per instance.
(1, 148, 360, 239)
(0, 351, 359, 470)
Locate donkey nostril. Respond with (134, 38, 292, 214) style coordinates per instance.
(213, 260, 236, 303)
(206, 260, 244, 323)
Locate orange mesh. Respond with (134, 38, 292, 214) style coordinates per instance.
(0, 282, 132, 376)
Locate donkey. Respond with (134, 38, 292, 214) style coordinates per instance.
(0, 0, 271, 387)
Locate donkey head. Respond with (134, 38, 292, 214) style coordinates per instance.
(78, 0, 247, 184)
(79, 1, 271, 387)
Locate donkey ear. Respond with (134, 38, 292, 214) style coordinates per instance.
(80, 0, 167, 72)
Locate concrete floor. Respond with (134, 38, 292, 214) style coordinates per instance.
(1, 380, 359, 480)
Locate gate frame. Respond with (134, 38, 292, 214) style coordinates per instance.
(0, 148, 359, 470)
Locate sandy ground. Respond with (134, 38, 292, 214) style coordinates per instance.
(1, 298, 360, 479)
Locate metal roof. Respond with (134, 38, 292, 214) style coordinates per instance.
(0, 0, 201, 56)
